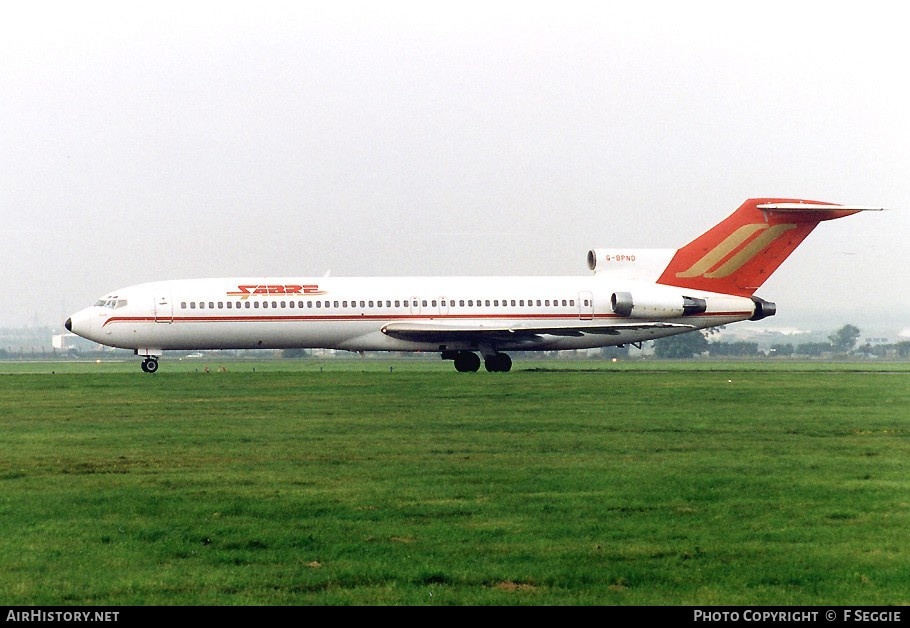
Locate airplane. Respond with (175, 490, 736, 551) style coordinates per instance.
(64, 198, 881, 373)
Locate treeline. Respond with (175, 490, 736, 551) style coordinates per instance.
(708, 341, 910, 358)
(653, 324, 910, 359)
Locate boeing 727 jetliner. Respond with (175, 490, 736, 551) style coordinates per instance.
(65, 198, 880, 373)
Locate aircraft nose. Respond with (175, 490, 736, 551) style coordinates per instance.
(65, 317, 72, 332)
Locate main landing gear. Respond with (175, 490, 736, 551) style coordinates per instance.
(443, 351, 512, 373)
(140, 357, 159, 373)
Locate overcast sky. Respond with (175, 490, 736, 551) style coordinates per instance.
(2, 1, 908, 334)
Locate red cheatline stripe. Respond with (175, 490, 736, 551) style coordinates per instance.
(102, 310, 751, 327)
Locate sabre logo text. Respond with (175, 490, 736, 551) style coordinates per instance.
(227, 284, 325, 299)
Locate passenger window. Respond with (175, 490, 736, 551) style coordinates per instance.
(180, 302, 187, 309)
(263, 302, 269, 308)
(218, 302, 224, 309)
(254, 302, 259, 308)
(334, 301, 339, 308)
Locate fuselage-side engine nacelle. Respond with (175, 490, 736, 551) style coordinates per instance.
(610, 291, 707, 318)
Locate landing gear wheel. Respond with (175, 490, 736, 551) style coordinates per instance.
(453, 351, 481, 373)
(484, 353, 512, 372)
(141, 358, 159, 374)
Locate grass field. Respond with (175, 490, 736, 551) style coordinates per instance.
(1, 358, 908, 605)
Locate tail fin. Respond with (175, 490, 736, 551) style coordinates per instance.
(657, 198, 882, 296)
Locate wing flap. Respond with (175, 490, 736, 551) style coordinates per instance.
(380, 320, 694, 343)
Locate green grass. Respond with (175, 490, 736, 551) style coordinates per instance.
(1, 359, 908, 605)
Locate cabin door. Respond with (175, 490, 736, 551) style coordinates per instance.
(578, 291, 594, 320)
(154, 294, 173, 323)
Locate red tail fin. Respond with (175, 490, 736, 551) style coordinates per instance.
(657, 198, 875, 296)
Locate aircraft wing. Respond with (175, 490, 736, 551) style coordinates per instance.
(380, 320, 694, 344)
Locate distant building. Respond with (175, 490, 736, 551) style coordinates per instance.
(863, 337, 891, 347)
(51, 332, 100, 352)
(52, 333, 77, 350)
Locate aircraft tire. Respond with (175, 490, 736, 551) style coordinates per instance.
(484, 353, 512, 372)
(454, 352, 481, 373)
(142, 358, 159, 374)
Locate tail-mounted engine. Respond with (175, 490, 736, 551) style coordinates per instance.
(610, 292, 707, 318)
(749, 296, 777, 321)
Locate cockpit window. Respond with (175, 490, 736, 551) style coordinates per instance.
(94, 299, 128, 309)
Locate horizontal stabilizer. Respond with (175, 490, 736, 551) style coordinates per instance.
(756, 203, 885, 212)
(756, 203, 886, 221)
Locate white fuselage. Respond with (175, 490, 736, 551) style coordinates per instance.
(63, 198, 877, 372)
(66, 275, 757, 355)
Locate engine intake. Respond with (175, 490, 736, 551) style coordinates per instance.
(611, 292, 634, 317)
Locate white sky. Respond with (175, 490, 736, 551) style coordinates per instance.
(2, 1, 908, 333)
